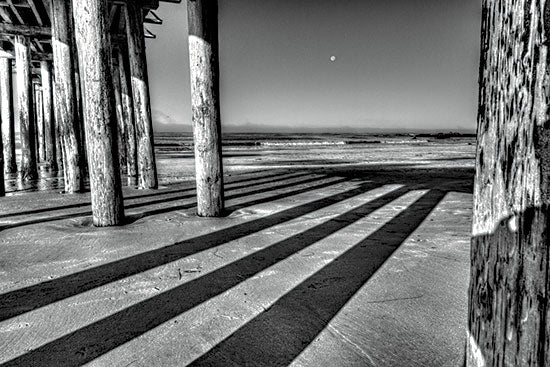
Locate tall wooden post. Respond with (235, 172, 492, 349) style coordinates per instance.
(51, 0, 83, 192)
(118, 49, 137, 186)
(0, 115, 3, 196)
(55, 119, 63, 172)
(124, 1, 158, 189)
(187, 0, 224, 217)
(112, 52, 128, 173)
(41, 60, 57, 171)
(0, 58, 16, 174)
(73, 0, 124, 226)
(15, 36, 38, 181)
(35, 84, 45, 162)
(467, 1, 550, 365)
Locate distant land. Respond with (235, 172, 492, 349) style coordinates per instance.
(153, 121, 476, 135)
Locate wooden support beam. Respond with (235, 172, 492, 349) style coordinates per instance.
(34, 83, 44, 162)
(51, 0, 83, 192)
(73, 0, 124, 226)
(6, 0, 24, 24)
(0, 48, 52, 60)
(0, 57, 16, 174)
(55, 112, 62, 172)
(0, 23, 51, 37)
(0, 106, 3, 195)
(112, 51, 127, 173)
(124, 1, 157, 189)
(15, 35, 37, 180)
(144, 10, 162, 24)
(467, 0, 550, 365)
(187, 0, 224, 216)
(27, 0, 43, 26)
(118, 46, 137, 186)
(112, 0, 159, 10)
(40, 60, 56, 171)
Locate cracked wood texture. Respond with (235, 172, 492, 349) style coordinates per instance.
(41, 60, 57, 172)
(187, 0, 224, 217)
(118, 48, 138, 186)
(15, 36, 37, 181)
(112, 55, 128, 174)
(467, 0, 550, 366)
(35, 85, 44, 162)
(124, 1, 158, 189)
(73, 0, 124, 226)
(51, 0, 84, 192)
(1, 58, 16, 174)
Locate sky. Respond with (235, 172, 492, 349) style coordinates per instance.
(145, 0, 481, 132)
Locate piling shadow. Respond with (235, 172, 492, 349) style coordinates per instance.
(190, 189, 447, 366)
(0, 172, 321, 231)
(0, 166, 471, 366)
(0, 184, 438, 367)
(0, 170, 305, 219)
(0, 178, 369, 322)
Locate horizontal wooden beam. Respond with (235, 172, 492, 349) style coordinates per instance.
(112, 0, 159, 10)
(0, 22, 50, 37)
(0, 48, 51, 60)
(144, 10, 162, 24)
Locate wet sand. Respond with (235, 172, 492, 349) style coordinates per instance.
(0, 141, 474, 366)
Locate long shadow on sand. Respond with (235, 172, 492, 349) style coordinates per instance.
(190, 189, 447, 366)
(0, 184, 443, 366)
(0, 172, 327, 231)
(0, 167, 472, 366)
(0, 177, 362, 322)
(0, 170, 306, 219)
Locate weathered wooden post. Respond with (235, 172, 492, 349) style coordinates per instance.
(187, 0, 224, 217)
(0, 119, 3, 196)
(112, 51, 128, 173)
(0, 58, 16, 174)
(40, 60, 57, 171)
(124, 1, 158, 189)
(55, 119, 64, 172)
(15, 36, 38, 181)
(51, 0, 84, 192)
(118, 49, 138, 186)
(467, 1, 550, 365)
(35, 84, 45, 162)
(73, 0, 124, 226)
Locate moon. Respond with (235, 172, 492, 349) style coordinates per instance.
(330, 55, 337, 62)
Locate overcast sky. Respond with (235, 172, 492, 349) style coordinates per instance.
(145, 0, 481, 132)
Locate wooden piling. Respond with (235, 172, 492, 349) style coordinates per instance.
(51, 0, 83, 192)
(0, 120, 3, 196)
(40, 60, 57, 171)
(124, 1, 158, 189)
(55, 118, 63, 172)
(118, 49, 138, 186)
(0, 58, 16, 174)
(112, 53, 128, 173)
(35, 84, 45, 162)
(187, 0, 224, 217)
(15, 35, 38, 181)
(467, 1, 550, 365)
(73, 0, 124, 226)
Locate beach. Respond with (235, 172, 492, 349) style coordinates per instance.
(0, 134, 474, 366)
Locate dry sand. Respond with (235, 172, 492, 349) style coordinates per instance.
(0, 141, 474, 366)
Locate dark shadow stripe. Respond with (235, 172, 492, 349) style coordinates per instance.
(0, 185, 410, 367)
(190, 189, 447, 367)
(0, 173, 330, 232)
(0, 178, 362, 322)
(0, 171, 307, 219)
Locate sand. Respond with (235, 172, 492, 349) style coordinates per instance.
(0, 140, 474, 366)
